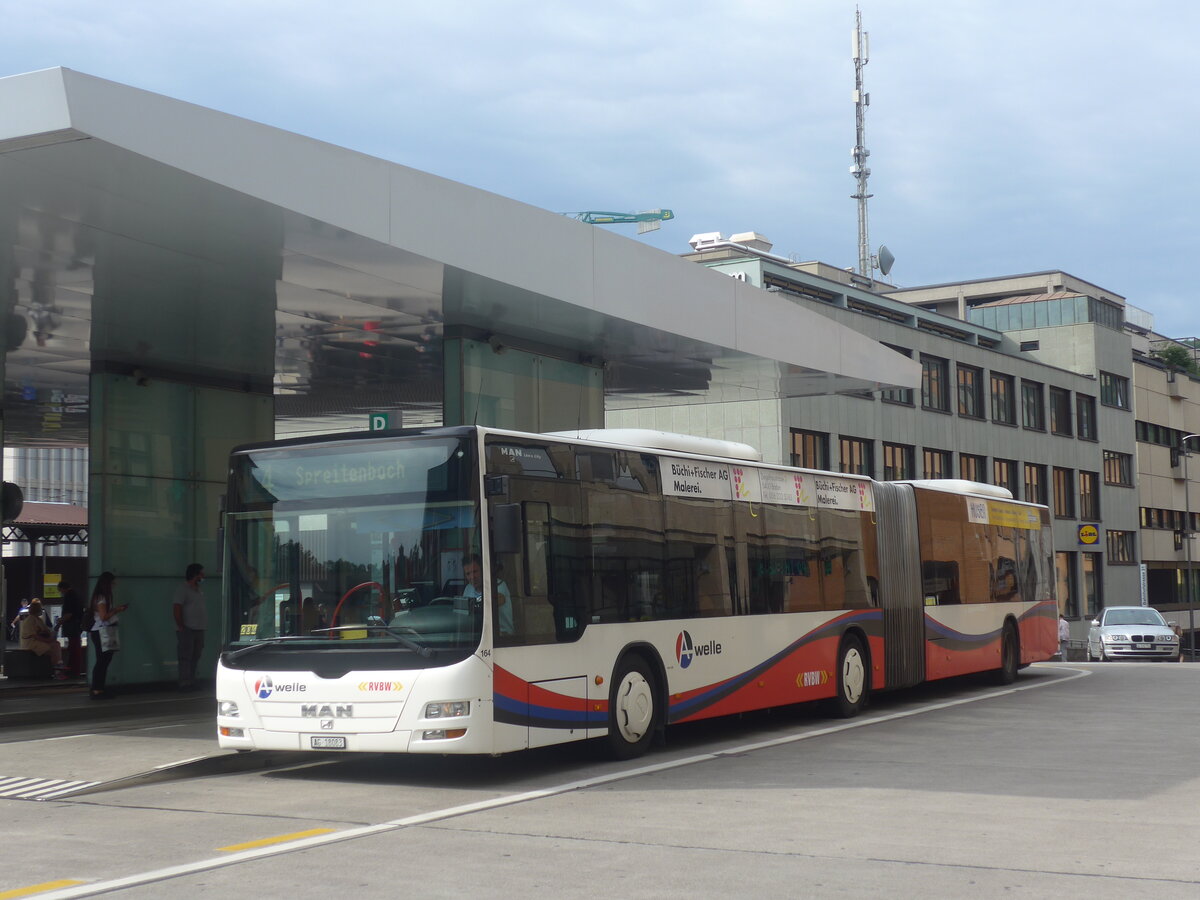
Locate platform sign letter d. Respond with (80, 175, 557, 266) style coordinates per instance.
(369, 413, 389, 431)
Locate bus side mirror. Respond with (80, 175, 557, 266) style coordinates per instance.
(491, 503, 522, 556)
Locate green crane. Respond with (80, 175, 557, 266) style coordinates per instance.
(570, 209, 675, 233)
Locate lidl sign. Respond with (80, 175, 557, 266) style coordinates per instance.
(1078, 524, 1099, 545)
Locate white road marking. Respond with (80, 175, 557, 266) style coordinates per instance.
(154, 756, 208, 770)
(0, 777, 102, 800)
(29, 668, 1090, 898)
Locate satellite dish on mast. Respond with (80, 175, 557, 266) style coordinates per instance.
(877, 244, 895, 277)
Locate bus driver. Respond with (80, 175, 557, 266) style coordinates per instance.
(462, 553, 513, 635)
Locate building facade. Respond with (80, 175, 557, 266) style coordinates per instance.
(611, 237, 1142, 639)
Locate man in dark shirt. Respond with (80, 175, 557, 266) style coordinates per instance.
(57, 581, 85, 676)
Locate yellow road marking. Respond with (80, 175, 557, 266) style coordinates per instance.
(0, 881, 86, 899)
(217, 828, 335, 852)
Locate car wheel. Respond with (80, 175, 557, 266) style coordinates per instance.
(605, 654, 657, 760)
(832, 634, 868, 718)
(1098, 645, 1110, 662)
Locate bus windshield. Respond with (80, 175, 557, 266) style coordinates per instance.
(224, 435, 481, 661)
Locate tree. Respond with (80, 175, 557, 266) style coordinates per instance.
(1155, 345, 1199, 376)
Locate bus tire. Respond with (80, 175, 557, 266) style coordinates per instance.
(832, 634, 868, 718)
(993, 622, 1019, 684)
(606, 654, 657, 760)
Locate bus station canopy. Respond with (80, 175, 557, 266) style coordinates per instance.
(0, 68, 919, 442)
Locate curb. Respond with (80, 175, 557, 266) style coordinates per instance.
(1, 691, 213, 728)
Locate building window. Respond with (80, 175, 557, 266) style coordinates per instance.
(1134, 420, 1189, 451)
(1049, 387, 1072, 436)
(1103, 450, 1133, 486)
(883, 442, 914, 481)
(957, 365, 983, 418)
(1106, 530, 1136, 565)
(1100, 371, 1130, 409)
(921, 354, 950, 412)
(1082, 553, 1101, 616)
(1020, 340, 1040, 351)
(1024, 463, 1047, 505)
(1056, 551, 1079, 618)
(923, 448, 952, 479)
(1021, 380, 1045, 431)
(791, 429, 829, 470)
(960, 453, 986, 482)
(1076, 395, 1097, 440)
(993, 458, 1018, 495)
(1079, 470, 1100, 520)
(839, 436, 873, 477)
(880, 344, 914, 405)
(991, 372, 1016, 425)
(1053, 467, 1075, 518)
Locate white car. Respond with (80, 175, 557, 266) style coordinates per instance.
(1086, 607, 1180, 662)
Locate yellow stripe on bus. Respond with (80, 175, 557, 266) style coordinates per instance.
(218, 828, 335, 852)
(0, 881, 86, 899)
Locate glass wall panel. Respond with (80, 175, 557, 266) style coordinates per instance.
(448, 338, 603, 431)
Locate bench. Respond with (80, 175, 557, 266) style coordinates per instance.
(3, 649, 54, 679)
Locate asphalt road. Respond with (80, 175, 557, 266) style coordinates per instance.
(2, 662, 1197, 899)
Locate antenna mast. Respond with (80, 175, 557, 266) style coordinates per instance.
(851, 7, 872, 278)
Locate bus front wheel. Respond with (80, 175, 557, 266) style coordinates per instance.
(606, 655, 657, 760)
(833, 635, 868, 718)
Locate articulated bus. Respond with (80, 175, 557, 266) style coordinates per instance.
(216, 426, 1056, 758)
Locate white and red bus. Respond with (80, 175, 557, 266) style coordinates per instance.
(216, 426, 1056, 758)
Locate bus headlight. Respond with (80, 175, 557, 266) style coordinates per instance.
(424, 700, 470, 719)
(219, 701, 240, 717)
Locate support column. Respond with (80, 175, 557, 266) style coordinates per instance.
(86, 196, 278, 686)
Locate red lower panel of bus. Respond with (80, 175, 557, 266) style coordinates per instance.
(923, 601, 1057, 682)
(494, 611, 884, 731)
(493, 603, 1054, 732)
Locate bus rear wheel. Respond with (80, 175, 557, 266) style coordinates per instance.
(993, 623, 1019, 684)
(606, 655, 657, 760)
(833, 635, 868, 718)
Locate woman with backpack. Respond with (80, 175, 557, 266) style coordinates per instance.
(89, 572, 128, 699)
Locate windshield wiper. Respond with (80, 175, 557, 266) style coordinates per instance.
(311, 624, 434, 658)
(222, 635, 319, 663)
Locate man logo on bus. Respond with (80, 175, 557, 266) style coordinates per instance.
(255, 676, 273, 699)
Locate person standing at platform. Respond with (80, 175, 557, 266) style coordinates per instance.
(173, 563, 208, 691)
(90, 572, 127, 699)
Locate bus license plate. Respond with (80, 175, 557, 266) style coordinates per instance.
(310, 736, 347, 750)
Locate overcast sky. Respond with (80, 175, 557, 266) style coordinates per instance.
(3, 0, 1197, 335)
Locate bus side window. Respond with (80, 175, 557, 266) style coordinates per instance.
(524, 502, 549, 596)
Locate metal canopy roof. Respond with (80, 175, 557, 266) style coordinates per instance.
(0, 68, 918, 445)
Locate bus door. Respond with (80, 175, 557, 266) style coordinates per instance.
(485, 438, 594, 749)
(871, 482, 924, 689)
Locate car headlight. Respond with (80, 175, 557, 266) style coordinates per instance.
(424, 700, 470, 719)
(1164, 634, 1179, 642)
(1102, 634, 1127, 642)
